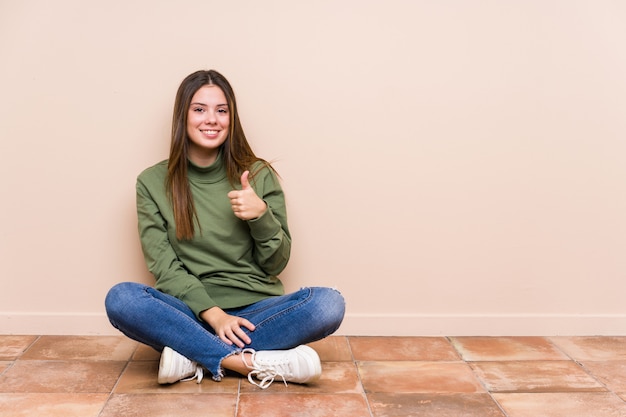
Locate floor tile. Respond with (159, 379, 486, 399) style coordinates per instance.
(20, 335, 138, 361)
(0, 335, 38, 360)
(0, 393, 109, 417)
(493, 392, 626, 417)
(368, 393, 506, 417)
(114, 360, 239, 394)
(550, 337, 626, 361)
(240, 361, 362, 394)
(237, 393, 371, 417)
(307, 336, 353, 361)
(0, 360, 126, 393)
(131, 344, 161, 361)
(359, 361, 484, 394)
(3, 334, 625, 416)
(582, 361, 626, 393)
(450, 337, 568, 361)
(0, 361, 11, 375)
(100, 393, 236, 417)
(349, 337, 460, 361)
(470, 361, 606, 393)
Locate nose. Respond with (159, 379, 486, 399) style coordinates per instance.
(204, 111, 217, 124)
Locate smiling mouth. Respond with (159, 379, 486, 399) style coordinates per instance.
(201, 129, 219, 134)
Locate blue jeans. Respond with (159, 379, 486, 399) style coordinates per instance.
(104, 282, 345, 380)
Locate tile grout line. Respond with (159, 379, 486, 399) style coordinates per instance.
(234, 377, 241, 417)
(23, 336, 41, 358)
(96, 341, 139, 417)
(445, 336, 511, 417)
(97, 359, 132, 417)
(547, 337, 625, 402)
(346, 336, 375, 417)
(0, 336, 41, 395)
(0, 360, 17, 380)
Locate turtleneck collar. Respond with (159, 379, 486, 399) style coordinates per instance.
(186, 149, 227, 183)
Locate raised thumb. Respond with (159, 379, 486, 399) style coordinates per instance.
(240, 170, 251, 189)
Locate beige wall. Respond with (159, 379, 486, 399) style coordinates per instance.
(1, 0, 625, 336)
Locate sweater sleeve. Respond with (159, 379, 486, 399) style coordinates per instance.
(246, 166, 292, 276)
(136, 178, 218, 318)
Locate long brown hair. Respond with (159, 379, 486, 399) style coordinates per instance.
(167, 70, 270, 240)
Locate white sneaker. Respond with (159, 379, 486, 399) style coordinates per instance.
(158, 346, 204, 384)
(243, 345, 322, 389)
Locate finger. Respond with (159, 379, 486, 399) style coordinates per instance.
(218, 330, 233, 346)
(240, 318, 256, 332)
(225, 328, 245, 348)
(240, 171, 251, 190)
(233, 327, 252, 345)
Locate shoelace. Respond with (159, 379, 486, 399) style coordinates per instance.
(180, 365, 204, 384)
(241, 348, 288, 389)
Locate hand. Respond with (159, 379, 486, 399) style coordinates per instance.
(227, 171, 267, 220)
(200, 306, 256, 348)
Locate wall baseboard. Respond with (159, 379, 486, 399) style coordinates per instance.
(337, 313, 626, 336)
(0, 313, 118, 336)
(2, 312, 625, 336)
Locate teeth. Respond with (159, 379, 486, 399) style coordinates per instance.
(202, 130, 218, 134)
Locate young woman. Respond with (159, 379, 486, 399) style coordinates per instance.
(105, 70, 345, 389)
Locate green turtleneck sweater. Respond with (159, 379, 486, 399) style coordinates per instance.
(136, 152, 290, 319)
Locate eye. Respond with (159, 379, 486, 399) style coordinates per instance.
(218, 108, 228, 114)
(192, 107, 205, 113)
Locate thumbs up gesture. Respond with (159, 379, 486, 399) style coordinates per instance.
(227, 171, 267, 220)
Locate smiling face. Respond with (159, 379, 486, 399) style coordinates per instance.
(186, 85, 230, 166)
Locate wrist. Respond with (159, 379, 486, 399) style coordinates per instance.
(200, 306, 224, 326)
(249, 201, 267, 221)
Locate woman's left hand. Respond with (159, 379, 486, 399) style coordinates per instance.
(228, 171, 267, 220)
(200, 306, 255, 348)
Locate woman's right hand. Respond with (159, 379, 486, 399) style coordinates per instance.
(200, 306, 256, 348)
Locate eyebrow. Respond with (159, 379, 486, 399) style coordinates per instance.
(190, 102, 228, 107)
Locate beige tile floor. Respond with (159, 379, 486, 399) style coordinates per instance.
(1, 335, 626, 416)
